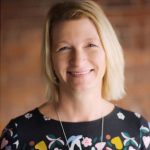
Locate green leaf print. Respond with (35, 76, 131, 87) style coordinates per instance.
(123, 147, 128, 150)
(107, 141, 113, 147)
(130, 139, 138, 147)
(140, 126, 149, 133)
(141, 129, 149, 134)
(140, 132, 142, 138)
(122, 132, 130, 138)
(93, 137, 98, 144)
(49, 134, 56, 139)
(56, 140, 64, 146)
(51, 142, 56, 149)
(125, 140, 130, 147)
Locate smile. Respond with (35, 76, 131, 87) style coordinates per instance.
(67, 69, 93, 77)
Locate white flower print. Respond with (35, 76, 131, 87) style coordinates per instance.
(117, 112, 125, 120)
(134, 112, 141, 118)
(13, 140, 19, 149)
(15, 123, 18, 127)
(54, 148, 62, 150)
(43, 115, 51, 121)
(24, 113, 33, 119)
(8, 129, 13, 136)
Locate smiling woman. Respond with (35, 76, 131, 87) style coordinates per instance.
(45, 0, 125, 102)
(51, 18, 106, 93)
(0, 0, 150, 150)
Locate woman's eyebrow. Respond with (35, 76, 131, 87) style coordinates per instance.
(54, 40, 70, 45)
(84, 37, 100, 41)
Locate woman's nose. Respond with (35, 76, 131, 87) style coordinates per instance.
(70, 48, 86, 67)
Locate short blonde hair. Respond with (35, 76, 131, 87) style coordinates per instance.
(42, 0, 125, 103)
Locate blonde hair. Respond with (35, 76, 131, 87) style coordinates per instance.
(42, 0, 125, 103)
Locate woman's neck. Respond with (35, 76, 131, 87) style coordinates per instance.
(56, 88, 114, 122)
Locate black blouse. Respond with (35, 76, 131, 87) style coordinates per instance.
(0, 106, 150, 150)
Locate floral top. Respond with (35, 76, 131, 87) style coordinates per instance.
(0, 106, 150, 150)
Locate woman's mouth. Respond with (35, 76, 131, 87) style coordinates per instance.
(67, 69, 94, 77)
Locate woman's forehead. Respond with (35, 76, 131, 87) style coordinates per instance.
(51, 18, 100, 43)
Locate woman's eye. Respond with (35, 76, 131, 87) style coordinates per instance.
(58, 46, 70, 52)
(88, 43, 97, 48)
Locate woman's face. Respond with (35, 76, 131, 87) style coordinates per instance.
(51, 17, 106, 92)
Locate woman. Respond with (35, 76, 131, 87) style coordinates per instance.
(0, 0, 150, 149)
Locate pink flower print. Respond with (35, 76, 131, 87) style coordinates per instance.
(82, 137, 92, 147)
(105, 147, 112, 150)
(95, 142, 106, 150)
(142, 136, 150, 149)
(128, 146, 136, 150)
(0, 138, 8, 149)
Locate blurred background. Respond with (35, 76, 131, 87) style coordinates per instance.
(0, 0, 150, 132)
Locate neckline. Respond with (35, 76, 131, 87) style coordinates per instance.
(35, 105, 117, 124)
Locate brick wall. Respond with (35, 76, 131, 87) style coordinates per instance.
(0, 0, 150, 131)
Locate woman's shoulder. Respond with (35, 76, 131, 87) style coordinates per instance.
(113, 106, 150, 129)
(6, 102, 54, 127)
(115, 106, 146, 119)
(10, 107, 40, 125)
(1, 108, 41, 135)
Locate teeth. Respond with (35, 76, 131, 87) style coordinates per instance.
(68, 70, 92, 75)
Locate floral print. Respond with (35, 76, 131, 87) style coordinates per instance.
(1, 137, 8, 149)
(121, 132, 138, 148)
(35, 141, 47, 150)
(134, 112, 141, 118)
(117, 112, 125, 120)
(142, 136, 150, 149)
(95, 142, 106, 149)
(46, 135, 64, 149)
(111, 136, 123, 149)
(24, 113, 33, 119)
(0, 124, 19, 150)
(68, 135, 83, 149)
(0, 106, 150, 149)
(82, 137, 92, 147)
